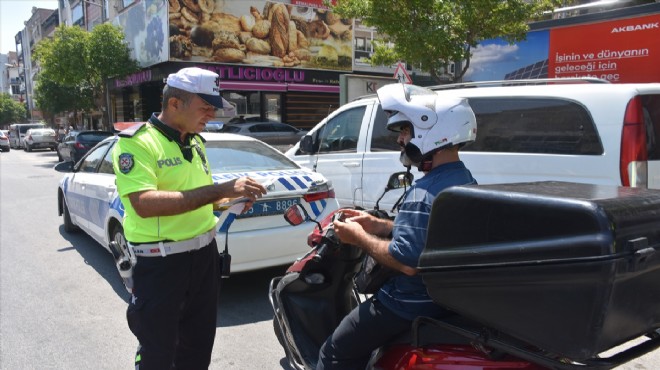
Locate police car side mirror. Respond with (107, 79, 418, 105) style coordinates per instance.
(53, 161, 74, 173)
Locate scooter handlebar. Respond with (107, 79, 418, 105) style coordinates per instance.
(312, 228, 339, 262)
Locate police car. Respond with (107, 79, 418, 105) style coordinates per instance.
(55, 132, 339, 272)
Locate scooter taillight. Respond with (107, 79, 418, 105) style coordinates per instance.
(378, 344, 545, 370)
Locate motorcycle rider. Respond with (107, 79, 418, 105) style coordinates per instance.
(317, 84, 478, 369)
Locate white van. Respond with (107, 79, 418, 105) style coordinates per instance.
(286, 79, 660, 210)
(9, 123, 46, 149)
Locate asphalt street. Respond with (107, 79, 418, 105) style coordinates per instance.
(0, 148, 658, 369)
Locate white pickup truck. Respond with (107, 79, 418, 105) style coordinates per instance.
(286, 79, 660, 211)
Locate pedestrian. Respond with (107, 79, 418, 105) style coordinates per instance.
(316, 84, 478, 369)
(112, 67, 267, 370)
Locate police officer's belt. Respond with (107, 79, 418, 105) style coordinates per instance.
(129, 229, 216, 257)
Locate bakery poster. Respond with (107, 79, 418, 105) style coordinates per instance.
(113, 0, 170, 68)
(168, 0, 354, 71)
(548, 13, 660, 83)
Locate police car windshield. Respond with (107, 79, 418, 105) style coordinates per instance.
(205, 140, 298, 172)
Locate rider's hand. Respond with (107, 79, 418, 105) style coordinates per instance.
(341, 209, 392, 237)
(332, 219, 366, 246)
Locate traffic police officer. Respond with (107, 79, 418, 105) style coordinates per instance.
(112, 67, 266, 370)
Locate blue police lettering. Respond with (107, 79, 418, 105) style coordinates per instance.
(157, 157, 183, 168)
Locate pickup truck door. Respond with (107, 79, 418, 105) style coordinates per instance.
(359, 106, 422, 211)
(293, 102, 374, 208)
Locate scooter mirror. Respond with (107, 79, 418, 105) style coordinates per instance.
(387, 171, 414, 190)
(284, 204, 309, 226)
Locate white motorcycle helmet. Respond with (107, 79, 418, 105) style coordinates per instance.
(377, 83, 477, 168)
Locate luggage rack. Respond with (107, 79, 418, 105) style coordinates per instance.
(412, 316, 660, 370)
(428, 77, 610, 90)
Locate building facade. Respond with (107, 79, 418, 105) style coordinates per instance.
(93, 0, 404, 129)
(14, 7, 59, 122)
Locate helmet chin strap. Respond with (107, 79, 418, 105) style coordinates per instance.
(399, 151, 416, 167)
(399, 151, 432, 172)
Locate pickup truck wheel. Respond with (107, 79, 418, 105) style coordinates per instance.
(62, 197, 79, 233)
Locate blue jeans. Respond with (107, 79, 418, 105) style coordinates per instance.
(317, 297, 412, 370)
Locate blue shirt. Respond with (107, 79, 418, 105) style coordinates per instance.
(377, 161, 477, 321)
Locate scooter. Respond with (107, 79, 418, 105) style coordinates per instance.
(269, 173, 660, 370)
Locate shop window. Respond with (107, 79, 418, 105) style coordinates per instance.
(122, 0, 137, 9)
(355, 37, 366, 52)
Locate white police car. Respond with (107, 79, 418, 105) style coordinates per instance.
(55, 132, 339, 272)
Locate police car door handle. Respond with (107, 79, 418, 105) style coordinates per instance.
(342, 161, 360, 168)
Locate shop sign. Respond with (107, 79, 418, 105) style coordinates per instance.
(203, 64, 339, 85)
(115, 70, 153, 88)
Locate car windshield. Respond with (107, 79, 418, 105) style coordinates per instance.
(205, 140, 298, 172)
(20, 125, 45, 133)
(219, 126, 241, 133)
(78, 132, 114, 141)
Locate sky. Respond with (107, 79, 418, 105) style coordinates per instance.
(464, 30, 550, 81)
(0, 0, 59, 55)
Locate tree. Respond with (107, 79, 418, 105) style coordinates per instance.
(0, 93, 27, 126)
(330, 0, 559, 83)
(34, 24, 139, 129)
(34, 74, 94, 128)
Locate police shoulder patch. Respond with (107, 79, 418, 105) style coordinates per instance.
(118, 153, 134, 174)
(118, 122, 147, 138)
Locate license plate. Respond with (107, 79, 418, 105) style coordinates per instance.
(237, 197, 301, 219)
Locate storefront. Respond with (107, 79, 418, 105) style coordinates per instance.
(108, 62, 342, 129)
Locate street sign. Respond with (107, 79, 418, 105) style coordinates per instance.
(393, 62, 413, 84)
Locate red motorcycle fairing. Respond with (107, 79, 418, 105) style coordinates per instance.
(376, 344, 546, 370)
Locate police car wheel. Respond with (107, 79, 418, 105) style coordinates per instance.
(62, 197, 79, 233)
(111, 225, 128, 260)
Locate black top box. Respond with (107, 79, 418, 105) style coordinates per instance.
(418, 181, 660, 361)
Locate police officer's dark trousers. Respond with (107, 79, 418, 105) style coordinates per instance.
(316, 297, 412, 370)
(127, 239, 219, 370)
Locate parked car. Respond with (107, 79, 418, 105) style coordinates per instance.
(0, 130, 10, 152)
(8, 123, 46, 149)
(227, 115, 280, 124)
(54, 132, 339, 273)
(287, 78, 660, 210)
(23, 128, 58, 152)
(202, 121, 224, 132)
(219, 121, 306, 151)
(57, 130, 114, 163)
